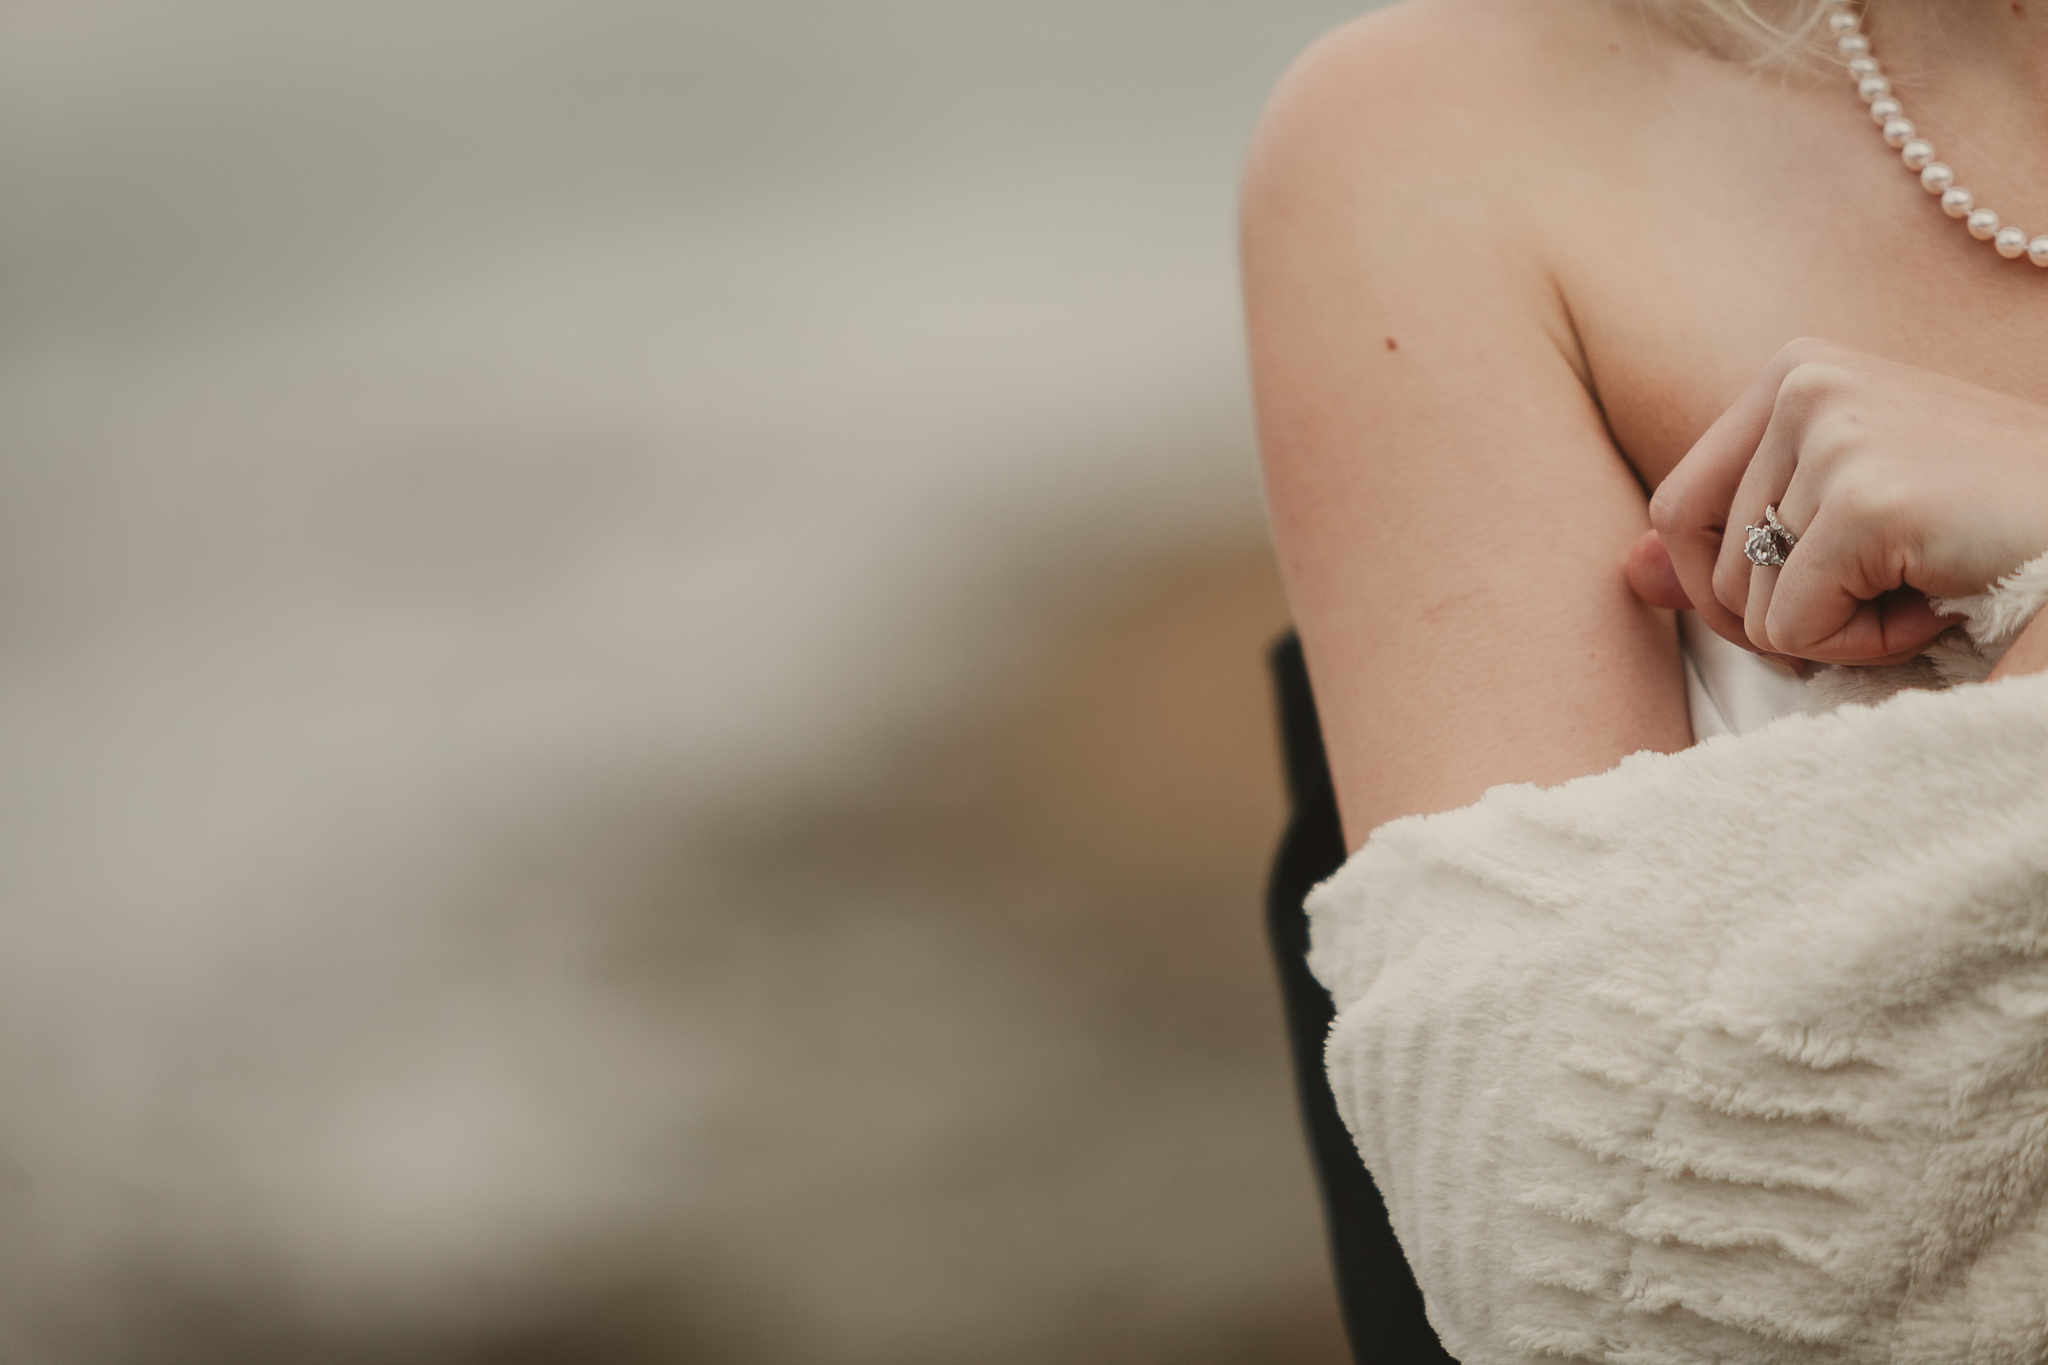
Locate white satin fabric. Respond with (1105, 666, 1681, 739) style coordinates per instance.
(1678, 611, 1808, 741)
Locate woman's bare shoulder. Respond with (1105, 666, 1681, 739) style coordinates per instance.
(1246, 0, 1661, 223)
(1241, 0, 1647, 429)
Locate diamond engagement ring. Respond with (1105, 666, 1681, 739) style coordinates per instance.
(1743, 503, 1798, 568)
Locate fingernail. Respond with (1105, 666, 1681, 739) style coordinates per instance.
(1764, 654, 1806, 678)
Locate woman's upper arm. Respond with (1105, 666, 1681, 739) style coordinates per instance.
(1241, 7, 1690, 846)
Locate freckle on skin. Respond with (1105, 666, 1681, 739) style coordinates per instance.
(1608, 42, 1620, 52)
(1385, 336, 1399, 351)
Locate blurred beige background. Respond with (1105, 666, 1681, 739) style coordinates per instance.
(0, 1, 1376, 1360)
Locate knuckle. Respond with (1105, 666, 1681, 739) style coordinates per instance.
(1773, 336, 1837, 369)
(1774, 359, 1855, 414)
(1801, 410, 1862, 469)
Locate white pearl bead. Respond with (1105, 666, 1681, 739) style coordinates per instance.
(1839, 11, 2038, 260)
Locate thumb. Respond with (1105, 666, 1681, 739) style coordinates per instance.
(1626, 529, 1692, 609)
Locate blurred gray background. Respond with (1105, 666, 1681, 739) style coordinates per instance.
(0, 1, 1373, 1360)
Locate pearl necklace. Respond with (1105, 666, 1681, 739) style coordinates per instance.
(1829, 0, 2048, 266)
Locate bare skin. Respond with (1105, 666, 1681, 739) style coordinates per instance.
(1245, 0, 2048, 846)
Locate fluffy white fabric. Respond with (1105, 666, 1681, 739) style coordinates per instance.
(1933, 553, 2048, 656)
(1308, 575, 2048, 1363)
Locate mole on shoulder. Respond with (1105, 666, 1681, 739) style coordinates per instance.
(1385, 336, 1399, 352)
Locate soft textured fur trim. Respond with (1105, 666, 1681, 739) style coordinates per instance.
(1931, 551, 2048, 652)
(1309, 667, 2048, 1364)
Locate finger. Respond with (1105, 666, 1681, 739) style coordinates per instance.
(1745, 562, 1780, 653)
(1651, 386, 1780, 648)
(1624, 529, 1691, 609)
(1764, 504, 1955, 662)
(1653, 342, 1834, 650)
(1755, 456, 1838, 654)
(1770, 585, 1953, 665)
(1712, 400, 1806, 626)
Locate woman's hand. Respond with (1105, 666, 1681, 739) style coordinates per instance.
(1649, 338, 2048, 665)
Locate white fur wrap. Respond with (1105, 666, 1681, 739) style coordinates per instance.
(1308, 667, 2048, 1363)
